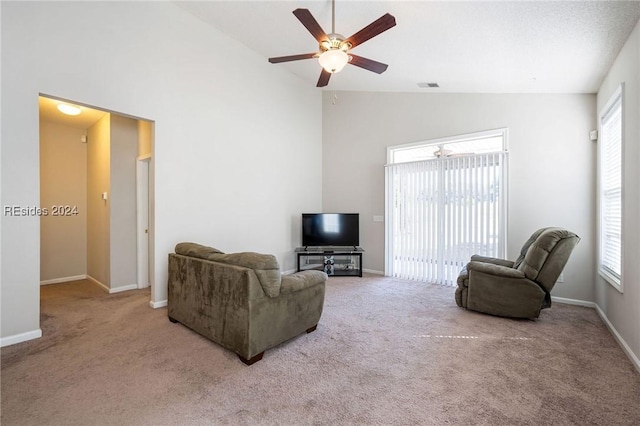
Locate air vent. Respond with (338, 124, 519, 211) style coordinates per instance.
(417, 82, 440, 88)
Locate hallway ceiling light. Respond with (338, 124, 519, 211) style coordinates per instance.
(57, 104, 81, 116)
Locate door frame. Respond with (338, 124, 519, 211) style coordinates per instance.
(136, 154, 151, 289)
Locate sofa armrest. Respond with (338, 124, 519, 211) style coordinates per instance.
(467, 266, 546, 318)
(281, 270, 327, 294)
(467, 261, 524, 279)
(470, 255, 515, 268)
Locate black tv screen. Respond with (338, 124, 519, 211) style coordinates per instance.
(302, 213, 359, 248)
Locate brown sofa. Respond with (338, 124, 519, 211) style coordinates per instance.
(168, 243, 327, 364)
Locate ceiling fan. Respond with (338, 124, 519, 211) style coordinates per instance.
(268, 0, 396, 87)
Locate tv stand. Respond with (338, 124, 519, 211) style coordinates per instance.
(295, 247, 364, 277)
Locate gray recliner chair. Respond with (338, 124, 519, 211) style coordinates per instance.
(455, 227, 580, 319)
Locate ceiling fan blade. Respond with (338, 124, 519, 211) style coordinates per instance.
(293, 9, 328, 43)
(317, 69, 331, 87)
(269, 53, 317, 64)
(345, 13, 396, 48)
(348, 54, 389, 74)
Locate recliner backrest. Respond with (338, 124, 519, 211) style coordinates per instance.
(516, 228, 580, 292)
(513, 227, 551, 269)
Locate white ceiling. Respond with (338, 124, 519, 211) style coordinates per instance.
(176, 0, 640, 93)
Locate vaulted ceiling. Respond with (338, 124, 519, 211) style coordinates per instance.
(177, 0, 640, 93)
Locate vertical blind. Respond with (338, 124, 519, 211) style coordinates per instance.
(599, 91, 622, 285)
(386, 152, 507, 286)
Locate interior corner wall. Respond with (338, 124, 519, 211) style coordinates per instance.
(322, 91, 596, 303)
(39, 120, 87, 282)
(109, 114, 138, 290)
(86, 114, 111, 288)
(137, 120, 152, 158)
(596, 19, 640, 364)
(1, 1, 322, 342)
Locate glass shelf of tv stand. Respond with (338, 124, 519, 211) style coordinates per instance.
(295, 247, 364, 277)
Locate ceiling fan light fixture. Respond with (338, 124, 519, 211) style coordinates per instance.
(318, 49, 349, 73)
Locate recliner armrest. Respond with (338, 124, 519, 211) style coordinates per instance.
(466, 266, 547, 318)
(467, 261, 525, 279)
(470, 255, 515, 268)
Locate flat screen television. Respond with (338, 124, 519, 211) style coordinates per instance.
(302, 213, 359, 248)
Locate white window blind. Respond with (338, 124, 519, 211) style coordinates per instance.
(385, 150, 507, 286)
(599, 87, 623, 289)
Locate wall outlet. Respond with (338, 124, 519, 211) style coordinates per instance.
(373, 215, 384, 222)
(556, 273, 564, 283)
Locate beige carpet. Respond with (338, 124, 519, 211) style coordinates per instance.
(2, 276, 640, 425)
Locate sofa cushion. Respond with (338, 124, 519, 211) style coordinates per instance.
(208, 252, 278, 270)
(175, 242, 224, 259)
(207, 252, 282, 298)
(174, 243, 282, 297)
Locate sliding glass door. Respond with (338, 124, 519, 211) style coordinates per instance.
(385, 129, 508, 285)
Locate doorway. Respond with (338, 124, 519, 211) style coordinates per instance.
(39, 94, 154, 296)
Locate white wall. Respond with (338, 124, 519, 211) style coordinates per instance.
(1, 2, 322, 344)
(87, 114, 111, 287)
(323, 92, 595, 302)
(596, 20, 640, 366)
(109, 115, 138, 291)
(39, 120, 87, 282)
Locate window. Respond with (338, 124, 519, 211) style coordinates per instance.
(385, 129, 508, 285)
(598, 85, 623, 291)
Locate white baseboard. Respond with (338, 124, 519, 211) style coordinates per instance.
(40, 274, 87, 285)
(109, 284, 138, 294)
(551, 296, 596, 308)
(281, 269, 296, 275)
(594, 304, 640, 374)
(87, 276, 138, 294)
(1, 329, 42, 347)
(149, 299, 167, 308)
